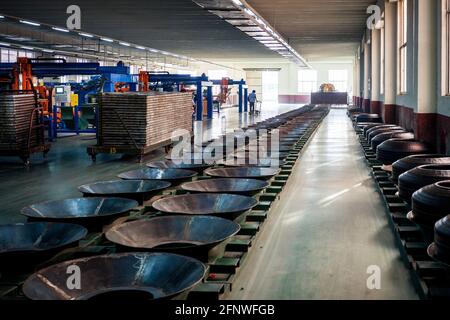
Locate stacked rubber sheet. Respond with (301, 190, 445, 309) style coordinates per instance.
(99, 92, 193, 148)
(0, 94, 38, 150)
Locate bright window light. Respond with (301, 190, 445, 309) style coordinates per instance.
(20, 20, 40, 27)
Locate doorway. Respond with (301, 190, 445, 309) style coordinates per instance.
(262, 71, 279, 103)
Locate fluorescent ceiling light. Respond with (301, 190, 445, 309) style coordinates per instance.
(79, 32, 94, 38)
(119, 42, 130, 46)
(101, 38, 114, 42)
(52, 27, 69, 33)
(20, 20, 40, 27)
(149, 49, 158, 53)
(259, 40, 279, 44)
(0, 15, 4, 19)
(21, 46, 34, 50)
(136, 46, 146, 50)
(42, 49, 54, 53)
(231, 0, 243, 6)
(264, 43, 284, 47)
(253, 36, 274, 41)
(0, 42, 10, 46)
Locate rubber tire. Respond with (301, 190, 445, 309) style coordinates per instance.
(365, 124, 400, 139)
(368, 127, 405, 143)
(392, 154, 450, 183)
(398, 164, 450, 203)
(371, 132, 414, 151)
(376, 139, 431, 165)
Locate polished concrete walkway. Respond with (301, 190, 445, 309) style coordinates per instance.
(0, 104, 301, 224)
(228, 109, 419, 300)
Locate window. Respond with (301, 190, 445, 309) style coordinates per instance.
(380, 13, 385, 95)
(328, 70, 348, 92)
(298, 70, 317, 93)
(442, 0, 450, 95)
(398, 0, 408, 94)
(208, 70, 228, 80)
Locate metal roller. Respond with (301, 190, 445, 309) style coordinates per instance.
(22, 252, 206, 300)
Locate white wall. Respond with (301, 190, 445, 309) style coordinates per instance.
(309, 61, 354, 96)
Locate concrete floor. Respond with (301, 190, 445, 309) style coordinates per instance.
(0, 104, 300, 224)
(227, 109, 419, 300)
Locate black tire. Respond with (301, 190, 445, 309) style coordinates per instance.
(367, 127, 406, 143)
(392, 154, 450, 183)
(355, 114, 382, 123)
(376, 139, 431, 165)
(398, 164, 450, 203)
(371, 132, 414, 151)
(365, 124, 400, 139)
(411, 181, 450, 231)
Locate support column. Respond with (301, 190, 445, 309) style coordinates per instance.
(384, 0, 397, 124)
(417, 0, 438, 147)
(356, 53, 361, 108)
(207, 86, 213, 119)
(371, 28, 381, 115)
(363, 42, 371, 113)
(238, 81, 243, 113)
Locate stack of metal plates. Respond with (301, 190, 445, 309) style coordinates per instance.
(99, 92, 193, 148)
(0, 94, 38, 151)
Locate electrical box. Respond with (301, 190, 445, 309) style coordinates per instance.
(54, 85, 72, 105)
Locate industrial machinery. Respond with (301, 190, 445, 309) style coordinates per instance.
(0, 58, 134, 140)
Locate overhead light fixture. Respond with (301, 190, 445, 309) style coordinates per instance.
(136, 46, 146, 50)
(20, 20, 40, 27)
(259, 40, 279, 44)
(231, 0, 243, 6)
(52, 27, 69, 33)
(0, 42, 10, 47)
(42, 49, 54, 53)
(79, 32, 94, 38)
(21, 46, 34, 50)
(264, 43, 284, 47)
(101, 38, 114, 43)
(149, 48, 158, 53)
(0, 15, 5, 19)
(253, 36, 274, 41)
(119, 42, 131, 47)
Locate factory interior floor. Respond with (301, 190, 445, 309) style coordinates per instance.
(227, 108, 419, 300)
(0, 105, 419, 300)
(0, 103, 300, 224)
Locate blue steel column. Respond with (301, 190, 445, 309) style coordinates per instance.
(207, 86, 213, 119)
(238, 82, 243, 113)
(244, 87, 248, 113)
(196, 82, 203, 121)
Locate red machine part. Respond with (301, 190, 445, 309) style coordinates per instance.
(218, 77, 229, 104)
(138, 71, 149, 92)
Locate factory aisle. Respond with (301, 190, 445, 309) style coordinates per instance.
(228, 109, 419, 300)
(0, 104, 303, 224)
